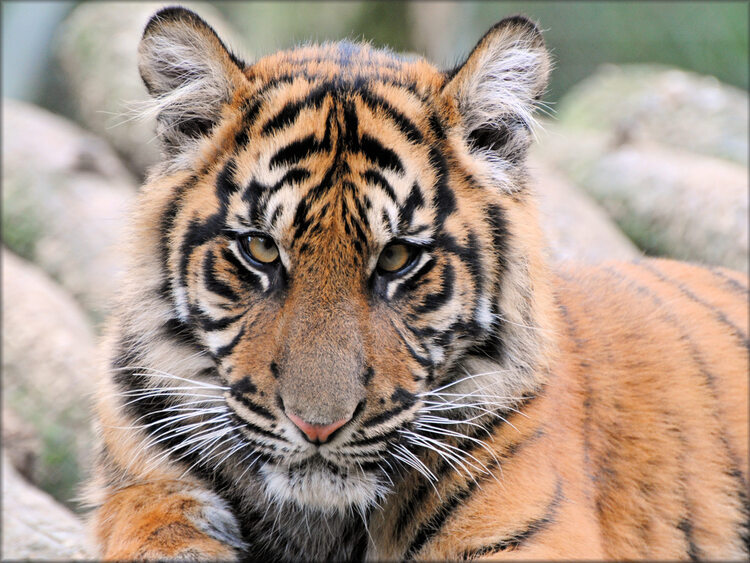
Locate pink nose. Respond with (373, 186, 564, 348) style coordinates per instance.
(287, 412, 350, 443)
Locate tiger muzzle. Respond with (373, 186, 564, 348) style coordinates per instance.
(276, 297, 366, 440)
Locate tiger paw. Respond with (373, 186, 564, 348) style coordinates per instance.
(94, 481, 245, 560)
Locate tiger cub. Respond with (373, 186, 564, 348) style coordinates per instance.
(86, 6, 749, 560)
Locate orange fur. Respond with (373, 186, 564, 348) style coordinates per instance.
(369, 260, 748, 560)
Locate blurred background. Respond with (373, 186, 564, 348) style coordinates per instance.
(2, 1, 747, 558)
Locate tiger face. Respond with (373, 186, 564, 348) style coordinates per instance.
(132, 8, 552, 513)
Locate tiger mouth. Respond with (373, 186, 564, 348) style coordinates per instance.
(287, 454, 346, 474)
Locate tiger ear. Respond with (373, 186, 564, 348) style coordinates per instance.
(443, 16, 550, 183)
(138, 6, 248, 161)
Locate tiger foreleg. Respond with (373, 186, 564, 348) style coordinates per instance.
(91, 480, 245, 560)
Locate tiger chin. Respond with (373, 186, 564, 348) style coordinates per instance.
(85, 6, 749, 562)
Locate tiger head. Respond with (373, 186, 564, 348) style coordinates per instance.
(129, 7, 555, 513)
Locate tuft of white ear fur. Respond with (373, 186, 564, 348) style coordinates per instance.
(443, 16, 551, 190)
(138, 6, 247, 169)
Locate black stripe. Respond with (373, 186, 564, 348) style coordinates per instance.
(273, 167, 311, 192)
(159, 176, 197, 286)
(230, 391, 275, 422)
(461, 477, 564, 558)
(268, 204, 285, 228)
(390, 258, 436, 301)
(341, 97, 360, 149)
(358, 88, 423, 144)
(360, 133, 404, 174)
(361, 399, 416, 429)
(391, 319, 433, 368)
(485, 203, 511, 276)
(603, 265, 748, 509)
(260, 82, 330, 136)
(404, 478, 482, 559)
(187, 303, 245, 332)
(362, 169, 397, 202)
(214, 321, 246, 359)
(708, 267, 749, 296)
(203, 248, 239, 302)
(555, 295, 597, 502)
(428, 148, 455, 227)
(414, 261, 455, 314)
(348, 429, 399, 447)
(178, 160, 239, 300)
(216, 158, 241, 204)
(393, 400, 542, 544)
(162, 317, 202, 349)
(436, 230, 483, 295)
(221, 247, 263, 291)
(230, 376, 256, 395)
(677, 518, 700, 561)
(398, 182, 425, 231)
(233, 412, 288, 443)
(640, 262, 749, 348)
(234, 98, 262, 148)
(269, 135, 324, 169)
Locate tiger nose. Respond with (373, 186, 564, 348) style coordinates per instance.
(287, 412, 351, 444)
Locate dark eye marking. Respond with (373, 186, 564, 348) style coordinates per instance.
(221, 247, 263, 291)
(202, 248, 240, 302)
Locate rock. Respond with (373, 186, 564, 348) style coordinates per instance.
(556, 64, 748, 165)
(2, 452, 92, 560)
(53, 1, 250, 178)
(2, 248, 96, 510)
(536, 126, 748, 271)
(527, 149, 640, 264)
(2, 99, 135, 322)
(2, 409, 40, 484)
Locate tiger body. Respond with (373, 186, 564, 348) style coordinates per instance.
(370, 260, 749, 560)
(86, 7, 749, 560)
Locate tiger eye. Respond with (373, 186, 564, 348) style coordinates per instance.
(377, 243, 413, 273)
(246, 235, 279, 264)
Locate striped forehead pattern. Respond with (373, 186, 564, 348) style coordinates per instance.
(222, 44, 458, 270)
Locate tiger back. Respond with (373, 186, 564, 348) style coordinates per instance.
(86, 7, 749, 560)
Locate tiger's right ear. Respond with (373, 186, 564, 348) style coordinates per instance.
(442, 16, 550, 189)
(138, 6, 248, 162)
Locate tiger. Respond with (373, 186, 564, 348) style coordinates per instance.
(85, 6, 749, 561)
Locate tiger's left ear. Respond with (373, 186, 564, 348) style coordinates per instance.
(443, 16, 550, 177)
(138, 6, 248, 163)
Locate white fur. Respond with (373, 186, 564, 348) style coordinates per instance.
(137, 18, 243, 172)
(452, 27, 550, 192)
(260, 460, 386, 513)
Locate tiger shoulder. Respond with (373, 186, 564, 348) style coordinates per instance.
(85, 6, 749, 560)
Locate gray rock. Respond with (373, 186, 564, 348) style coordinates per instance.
(528, 149, 640, 264)
(2, 452, 92, 560)
(556, 64, 748, 166)
(2, 409, 40, 484)
(536, 126, 748, 271)
(2, 99, 135, 323)
(2, 248, 96, 510)
(53, 1, 250, 178)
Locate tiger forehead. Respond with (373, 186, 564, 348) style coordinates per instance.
(245, 40, 445, 92)
(223, 66, 449, 259)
